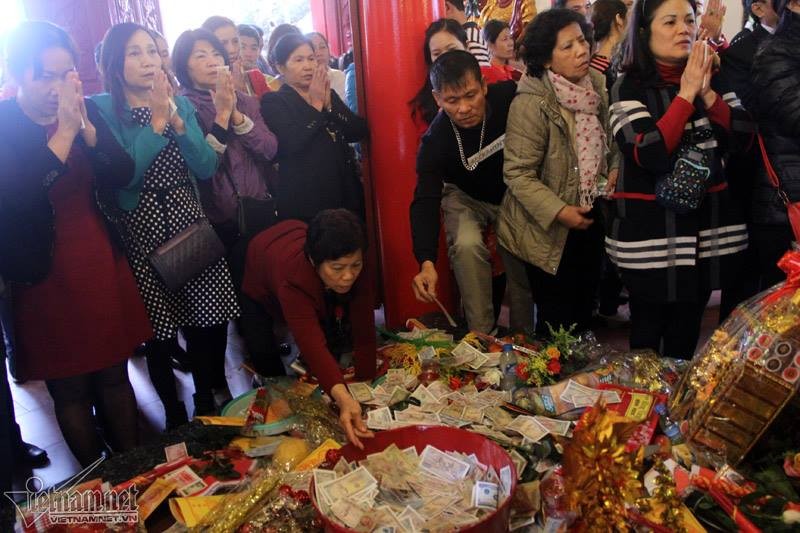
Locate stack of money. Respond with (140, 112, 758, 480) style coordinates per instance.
(359, 379, 573, 457)
(313, 444, 512, 532)
(559, 379, 621, 408)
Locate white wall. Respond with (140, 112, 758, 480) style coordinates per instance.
(724, 0, 744, 38)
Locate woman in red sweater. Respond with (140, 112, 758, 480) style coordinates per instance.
(241, 209, 376, 447)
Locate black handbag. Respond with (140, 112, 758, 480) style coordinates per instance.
(148, 217, 225, 292)
(97, 177, 225, 293)
(224, 167, 277, 237)
(654, 126, 713, 214)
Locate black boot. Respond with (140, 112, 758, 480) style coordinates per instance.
(192, 392, 217, 417)
(164, 401, 188, 431)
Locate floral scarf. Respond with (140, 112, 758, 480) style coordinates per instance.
(547, 69, 607, 208)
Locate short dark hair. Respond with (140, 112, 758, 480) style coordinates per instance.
(172, 29, 230, 89)
(238, 24, 263, 46)
(100, 22, 152, 118)
(520, 9, 593, 78)
(774, 0, 795, 33)
(445, 0, 466, 11)
(482, 19, 510, 45)
(592, 0, 628, 42)
(621, 0, 697, 84)
(429, 49, 482, 91)
(201, 16, 236, 33)
(4, 21, 79, 80)
(267, 24, 301, 70)
(272, 34, 315, 67)
(305, 209, 367, 264)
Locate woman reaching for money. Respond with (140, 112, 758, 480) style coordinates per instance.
(241, 209, 378, 448)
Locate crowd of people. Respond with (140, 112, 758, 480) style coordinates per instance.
(0, 0, 798, 487)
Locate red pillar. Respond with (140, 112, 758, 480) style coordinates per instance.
(357, 0, 455, 327)
(310, 0, 344, 56)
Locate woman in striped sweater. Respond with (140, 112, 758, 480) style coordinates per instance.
(606, 0, 753, 359)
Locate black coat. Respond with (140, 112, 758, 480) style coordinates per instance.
(718, 24, 771, 219)
(723, 24, 771, 111)
(0, 98, 134, 284)
(750, 13, 800, 226)
(260, 84, 368, 221)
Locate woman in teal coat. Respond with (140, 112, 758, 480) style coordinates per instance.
(92, 23, 239, 426)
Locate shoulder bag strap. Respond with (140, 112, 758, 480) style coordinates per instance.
(758, 132, 781, 190)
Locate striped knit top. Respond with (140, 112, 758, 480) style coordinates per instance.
(605, 71, 755, 303)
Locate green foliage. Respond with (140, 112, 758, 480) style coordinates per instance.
(545, 323, 578, 359)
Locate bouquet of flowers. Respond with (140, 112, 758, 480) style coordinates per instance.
(513, 326, 578, 387)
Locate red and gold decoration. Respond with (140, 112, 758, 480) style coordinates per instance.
(562, 403, 644, 531)
(671, 250, 800, 465)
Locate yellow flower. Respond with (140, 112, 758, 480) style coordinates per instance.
(546, 346, 561, 359)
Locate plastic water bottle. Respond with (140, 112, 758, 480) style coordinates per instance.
(499, 343, 517, 391)
(654, 403, 684, 444)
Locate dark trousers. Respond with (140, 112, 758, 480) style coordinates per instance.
(629, 292, 710, 360)
(0, 295, 22, 494)
(146, 322, 228, 420)
(720, 223, 794, 322)
(239, 294, 286, 378)
(525, 220, 604, 337)
(597, 198, 625, 315)
(0, 352, 21, 494)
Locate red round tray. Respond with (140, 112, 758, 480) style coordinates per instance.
(312, 425, 517, 533)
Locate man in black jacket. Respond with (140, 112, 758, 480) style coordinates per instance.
(722, 0, 779, 109)
(717, 0, 779, 320)
(410, 51, 531, 333)
(748, 0, 800, 287)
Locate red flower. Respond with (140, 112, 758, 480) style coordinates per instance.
(547, 359, 561, 375)
(449, 376, 463, 390)
(516, 362, 531, 381)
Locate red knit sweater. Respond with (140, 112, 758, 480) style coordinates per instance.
(241, 221, 377, 394)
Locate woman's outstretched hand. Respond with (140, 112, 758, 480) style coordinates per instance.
(330, 383, 374, 449)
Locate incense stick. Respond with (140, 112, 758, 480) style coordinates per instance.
(432, 296, 458, 328)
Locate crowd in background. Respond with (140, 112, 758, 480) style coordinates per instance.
(0, 0, 799, 492)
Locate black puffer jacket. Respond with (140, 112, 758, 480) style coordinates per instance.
(749, 12, 800, 226)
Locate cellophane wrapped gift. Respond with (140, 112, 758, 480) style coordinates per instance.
(671, 249, 800, 465)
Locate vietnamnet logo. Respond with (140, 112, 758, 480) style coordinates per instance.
(4, 457, 139, 527)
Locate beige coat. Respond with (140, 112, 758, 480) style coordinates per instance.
(496, 70, 618, 274)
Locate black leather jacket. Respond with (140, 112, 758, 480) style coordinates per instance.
(749, 12, 800, 226)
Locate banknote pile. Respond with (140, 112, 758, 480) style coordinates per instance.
(348, 370, 577, 456)
(312, 444, 513, 532)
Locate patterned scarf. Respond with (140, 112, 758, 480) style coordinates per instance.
(547, 70, 607, 208)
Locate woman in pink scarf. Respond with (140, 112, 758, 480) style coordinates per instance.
(496, 8, 619, 337)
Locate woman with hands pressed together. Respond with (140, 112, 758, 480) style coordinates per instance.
(0, 22, 151, 466)
(174, 29, 277, 264)
(606, 0, 752, 359)
(91, 23, 240, 426)
(261, 34, 368, 221)
(241, 210, 376, 448)
(496, 9, 619, 337)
